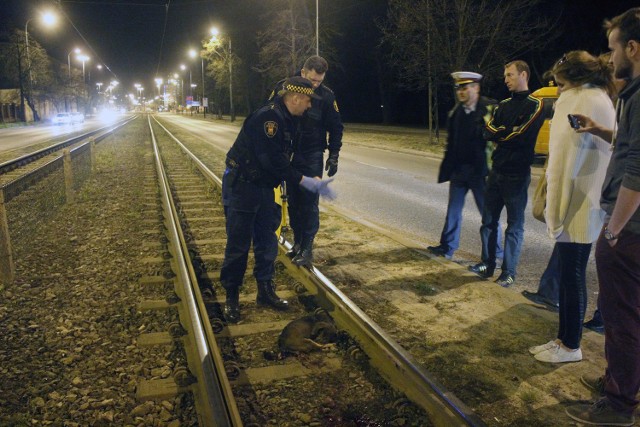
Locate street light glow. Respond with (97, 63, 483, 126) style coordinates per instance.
(189, 49, 197, 59)
(40, 10, 57, 27)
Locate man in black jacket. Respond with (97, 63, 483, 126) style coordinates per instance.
(270, 56, 344, 267)
(469, 60, 544, 287)
(428, 71, 502, 260)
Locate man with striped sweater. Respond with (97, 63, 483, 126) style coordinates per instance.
(469, 60, 544, 287)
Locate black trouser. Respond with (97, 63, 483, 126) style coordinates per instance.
(220, 169, 280, 290)
(287, 150, 324, 244)
(556, 242, 591, 349)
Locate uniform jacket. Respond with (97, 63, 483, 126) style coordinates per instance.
(601, 75, 640, 234)
(484, 90, 544, 175)
(545, 84, 614, 243)
(438, 96, 496, 183)
(226, 97, 302, 188)
(270, 79, 344, 155)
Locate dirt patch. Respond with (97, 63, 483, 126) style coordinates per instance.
(309, 205, 608, 426)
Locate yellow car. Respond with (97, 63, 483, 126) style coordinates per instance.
(531, 84, 558, 156)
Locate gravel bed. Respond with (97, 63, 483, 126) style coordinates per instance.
(0, 118, 198, 426)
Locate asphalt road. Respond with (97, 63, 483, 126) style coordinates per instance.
(2, 113, 600, 310)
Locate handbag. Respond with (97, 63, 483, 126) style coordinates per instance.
(532, 158, 548, 223)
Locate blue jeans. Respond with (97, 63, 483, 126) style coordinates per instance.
(440, 172, 503, 258)
(480, 171, 530, 276)
(220, 171, 281, 290)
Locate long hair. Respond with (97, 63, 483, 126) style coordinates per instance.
(551, 50, 616, 98)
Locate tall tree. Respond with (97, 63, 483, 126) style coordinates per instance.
(381, 0, 561, 138)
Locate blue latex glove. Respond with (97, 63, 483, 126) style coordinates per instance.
(318, 178, 336, 201)
(299, 176, 321, 192)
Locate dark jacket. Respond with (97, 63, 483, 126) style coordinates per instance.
(601, 75, 640, 234)
(438, 96, 497, 183)
(226, 97, 302, 188)
(270, 80, 344, 155)
(484, 90, 544, 175)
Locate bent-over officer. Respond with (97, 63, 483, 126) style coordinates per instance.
(269, 55, 344, 267)
(221, 76, 334, 323)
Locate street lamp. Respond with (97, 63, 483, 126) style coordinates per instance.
(315, 0, 319, 55)
(96, 82, 103, 92)
(25, 10, 57, 85)
(210, 27, 234, 122)
(76, 54, 90, 82)
(68, 48, 81, 78)
(189, 48, 206, 111)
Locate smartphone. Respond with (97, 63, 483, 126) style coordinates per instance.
(568, 114, 581, 130)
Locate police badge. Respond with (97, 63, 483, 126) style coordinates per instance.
(264, 121, 278, 137)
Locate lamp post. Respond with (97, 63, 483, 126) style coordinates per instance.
(96, 82, 103, 92)
(25, 11, 57, 89)
(23, 10, 57, 122)
(68, 48, 81, 78)
(210, 27, 234, 122)
(77, 54, 90, 82)
(315, 0, 319, 55)
(189, 48, 206, 116)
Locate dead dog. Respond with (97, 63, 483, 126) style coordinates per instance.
(264, 312, 337, 360)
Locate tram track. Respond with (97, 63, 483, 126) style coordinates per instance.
(146, 115, 485, 426)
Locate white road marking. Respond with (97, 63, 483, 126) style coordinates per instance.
(355, 161, 388, 170)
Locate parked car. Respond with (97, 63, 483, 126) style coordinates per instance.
(70, 112, 85, 124)
(52, 112, 71, 125)
(531, 83, 559, 157)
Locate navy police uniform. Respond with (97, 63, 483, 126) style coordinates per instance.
(221, 77, 319, 321)
(269, 78, 343, 264)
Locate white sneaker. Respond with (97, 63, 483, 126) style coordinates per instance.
(534, 346, 582, 363)
(528, 340, 559, 355)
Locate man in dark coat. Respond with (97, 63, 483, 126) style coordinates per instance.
(428, 71, 502, 260)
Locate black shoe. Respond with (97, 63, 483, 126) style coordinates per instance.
(584, 318, 604, 334)
(521, 290, 559, 311)
(292, 237, 314, 268)
(469, 262, 495, 279)
(286, 243, 300, 259)
(427, 245, 452, 260)
(495, 272, 515, 288)
(256, 280, 289, 311)
(580, 374, 605, 395)
(224, 289, 240, 323)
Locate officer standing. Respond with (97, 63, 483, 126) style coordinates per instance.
(221, 76, 334, 323)
(428, 71, 503, 261)
(270, 56, 344, 267)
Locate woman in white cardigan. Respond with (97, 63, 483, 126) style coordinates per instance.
(530, 51, 616, 363)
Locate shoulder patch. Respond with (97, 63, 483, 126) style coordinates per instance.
(333, 100, 340, 113)
(264, 121, 278, 138)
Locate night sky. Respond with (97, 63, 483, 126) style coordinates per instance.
(0, 0, 638, 123)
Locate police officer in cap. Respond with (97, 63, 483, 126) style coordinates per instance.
(269, 55, 344, 267)
(428, 71, 503, 260)
(221, 76, 335, 323)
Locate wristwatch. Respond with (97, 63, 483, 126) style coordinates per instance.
(604, 227, 618, 241)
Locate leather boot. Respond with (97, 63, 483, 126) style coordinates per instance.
(292, 237, 314, 268)
(286, 242, 300, 259)
(224, 288, 240, 323)
(256, 280, 289, 311)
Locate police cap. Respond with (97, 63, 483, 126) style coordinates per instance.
(451, 71, 482, 88)
(278, 76, 321, 100)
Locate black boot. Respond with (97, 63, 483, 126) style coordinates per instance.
(292, 237, 314, 268)
(256, 280, 289, 311)
(224, 288, 240, 323)
(286, 242, 300, 259)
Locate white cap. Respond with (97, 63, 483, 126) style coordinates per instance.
(451, 71, 482, 87)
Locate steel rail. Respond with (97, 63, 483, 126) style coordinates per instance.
(151, 116, 486, 426)
(0, 117, 134, 175)
(0, 116, 138, 203)
(147, 116, 242, 426)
